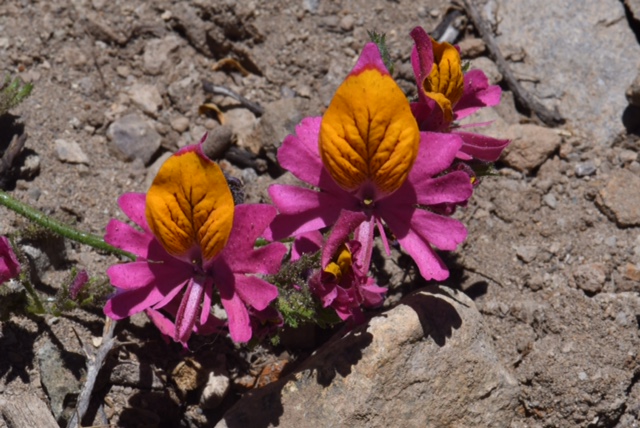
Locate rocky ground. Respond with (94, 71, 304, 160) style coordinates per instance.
(1, 0, 640, 427)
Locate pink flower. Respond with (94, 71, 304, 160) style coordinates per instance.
(104, 141, 286, 345)
(0, 236, 20, 284)
(303, 211, 387, 322)
(69, 270, 89, 300)
(410, 26, 509, 162)
(267, 43, 473, 281)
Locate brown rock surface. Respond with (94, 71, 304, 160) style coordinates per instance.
(216, 286, 519, 428)
(596, 169, 640, 227)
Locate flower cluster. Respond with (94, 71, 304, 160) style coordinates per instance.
(104, 140, 286, 346)
(103, 27, 509, 346)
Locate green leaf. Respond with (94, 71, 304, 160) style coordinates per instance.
(367, 30, 394, 75)
(0, 75, 33, 116)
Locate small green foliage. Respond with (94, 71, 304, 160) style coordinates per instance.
(462, 60, 471, 73)
(267, 250, 340, 330)
(368, 30, 394, 75)
(470, 161, 497, 178)
(52, 270, 112, 315)
(0, 75, 33, 116)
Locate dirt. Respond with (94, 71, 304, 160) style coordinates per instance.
(1, 0, 640, 427)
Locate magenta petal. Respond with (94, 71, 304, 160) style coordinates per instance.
(278, 117, 325, 187)
(268, 185, 349, 239)
(117, 193, 150, 233)
(381, 207, 467, 281)
(105, 285, 166, 319)
(456, 131, 511, 162)
(201, 280, 213, 326)
(406, 209, 468, 251)
(410, 132, 463, 179)
(455, 69, 502, 120)
(214, 267, 252, 343)
(145, 308, 177, 342)
(360, 282, 387, 307)
(414, 171, 473, 206)
(107, 261, 159, 290)
(411, 100, 446, 131)
(292, 231, 323, 261)
(174, 277, 205, 343)
(152, 278, 188, 311)
(410, 26, 434, 102)
(269, 185, 325, 215)
(105, 219, 153, 257)
(350, 42, 389, 76)
(221, 292, 252, 343)
(246, 244, 288, 274)
(234, 275, 278, 311)
(107, 258, 190, 291)
(394, 231, 449, 281)
(322, 210, 367, 267)
(0, 236, 20, 283)
(220, 204, 286, 274)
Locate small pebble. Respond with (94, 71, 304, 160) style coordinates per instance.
(55, 139, 90, 165)
(542, 193, 557, 209)
(20, 153, 41, 179)
(129, 83, 163, 116)
(575, 161, 596, 177)
(340, 15, 354, 32)
(573, 263, 606, 294)
(516, 245, 539, 263)
(170, 116, 190, 133)
(619, 149, 638, 164)
(116, 65, 130, 77)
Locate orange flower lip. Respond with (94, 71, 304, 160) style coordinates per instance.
(145, 142, 235, 262)
(319, 43, 420, 197)
(422, 38, 465, 123)
(324, 244, 353, 282)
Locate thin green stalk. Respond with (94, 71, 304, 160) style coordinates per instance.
(21, 275, 45, 313)
(0, 190, 136, 260)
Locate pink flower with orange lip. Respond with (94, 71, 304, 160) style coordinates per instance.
(267, 43, 473, 281)
(104, 139, 287, 345)
(410, 26, 509, 162)
(0, 236, 20, 284)
(294, 211, 387, 322)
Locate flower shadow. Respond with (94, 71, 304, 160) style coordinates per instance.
(0, 320, 37, 384)
(219, 327, 373, 428)
(403, 286, 463, 347)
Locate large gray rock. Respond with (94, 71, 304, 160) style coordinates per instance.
(216, 286, 519, 428)
(494, 0, 640, 144)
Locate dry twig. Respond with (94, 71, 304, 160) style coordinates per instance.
(67, 318, 117, 428)
(0, 132, 27, 189)
(202, 80, 265, 116)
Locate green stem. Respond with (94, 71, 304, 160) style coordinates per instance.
(0, 190, 136, 261)
(21, 275, 45, 314)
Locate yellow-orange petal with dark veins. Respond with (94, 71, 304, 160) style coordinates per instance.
(145, 144, 234, 262)
(324, 244, 353, 282)
(319, 44, 420, 196)
(423, 38, 465, 123)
